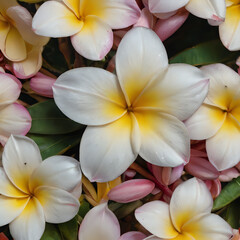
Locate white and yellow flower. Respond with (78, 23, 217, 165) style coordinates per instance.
(53, 27, 209, 182)
(145, 0, 226, 22)
(32, 0, 140, 61)
(219, 0, 240, 50)
(0, 135, 82, 240)
(135, 177, 233, 240)
(185, 64, 240, 171)
(0, 0, 48, 79)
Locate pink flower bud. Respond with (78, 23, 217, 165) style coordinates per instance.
(205, 179, 221, 199)
(108, 179, 155, 203)
(185, 157, 220, 180)
(134, 8, 156, 28)
(119, 231, 147, 240)
(30, 72, 56, 98)
(219, 168, 240, 182)
(154, 9, 189, 41)
(123, 169, 137, 181)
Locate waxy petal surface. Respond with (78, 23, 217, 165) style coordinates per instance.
(80, 113, 140, 182)
(2, 135, 42, 194)
(78, 203, 120, 240)
(71, 16, 113, 60)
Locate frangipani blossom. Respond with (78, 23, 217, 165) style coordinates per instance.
(145, 0, 226, 23)
(0, 135, 82, 240)
(53, 27, 209, 182)
(0, 0, 48, 79)
(0, 72, 31, 145)
(135, 178, 232, 240)
(78, 202, 146, 240)
(32, 0, 140, 60)
(219, 0, 240, 50)
(185, 64, 240, 171)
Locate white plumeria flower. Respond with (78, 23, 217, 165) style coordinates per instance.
(219, 0, 240, 50)
(146, 0, 226, 23)
(135, 178, 233, 240)
(185, 64, 240, 171)
(32, 0, 140, 61)
(0, 73, 31, 145)
(53, 27, 209, 182)
(78, 202, 146, 240)
(0, 0, 48, 79)
(0, 135, 82, 240)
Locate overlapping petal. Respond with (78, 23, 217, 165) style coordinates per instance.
(116, 27, 168, 105)
(170, 178, 213, 232)
(34, 186, 80, 223)
(71, 16, 113, 60)
(9, 198, 45, 240)
(2, 135, 42, 193)
(29, 155, 82, 192)
(32, 1, 83, 38)
(53, 67, 126, 126)
(78, 203, 120, 240)
(80, 113, 140, 182)
(135, 201, 178, 239)
(135, 111, 190, 167)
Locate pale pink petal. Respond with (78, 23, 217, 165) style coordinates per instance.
(32, 1, 83, 38)
(119, 231, 147, 240)
(108, 179, 155, 203)
(71, 16, 113, 60)
(219, 168, 240, 182)
(30, 72, 56, 98)
(79, 203, 120, 240)
(134, 8, 156, 28)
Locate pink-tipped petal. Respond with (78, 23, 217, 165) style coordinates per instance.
(108, 179, 155, 203)
(30, 72, 56, 98)
(134, 8, 156, 28)
(205, 179, 221, 198)
(185, 157, 220, 180)
(119, 231, 147, 240)
(79, 203, 120, 240)
(154, 10, 189, 41)
(219, 168, 240, 182)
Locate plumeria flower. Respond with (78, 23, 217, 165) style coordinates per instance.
(145, 0, 226, 23)
(78, 202, 147, 240)
(53, 27, 209, 182)
(135, 177, 233, 240)
(32, 0, 140, 60)
(0, 72, 31, 145)
(0, 0, 48, 79)
(185, 64, 240, 171)
(0, 135, 82, 240)
(219, 0, 240, 50)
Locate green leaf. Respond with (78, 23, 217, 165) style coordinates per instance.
(169, 40, 239, 66)
(58, 216, 78, 240)
(41, 224, 62, 240)
(213, 176, 240, 211)
(27, 132, 81, 159)
(28, 100, 83, 135)
(224, 199, 240, 229)
(78, 200, 90, 218)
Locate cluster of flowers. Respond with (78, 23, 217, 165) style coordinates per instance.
(0, 0, 240, 240)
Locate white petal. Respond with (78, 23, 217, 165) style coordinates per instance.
(53, 67, 126, 126)
(80, 113, 140, 182)
(135, 64, 209, 121)
(135, 111, 190, 167)
(148, 0, 189, 14)
(78, 203, 120, 240)
(71, 16, 113, 60)
(0, 196, 29, 226)
(9, 198, 45, 240)
(29, 155, 82, 192)
(34, 186, 80, 223)
(0, 167, 27, 198)
(135, 201, 178, 238)
(170, 178, 213, 232)
(219, 5, 240, 51)
(185, 103, 226, 140)
(0, 103, 32, 142)
(0, 73, 21, 108)
(32, 1, 83, 38)
(182, 213, 233, 240)
(2, 135, 42, 194)
(206, 115, 240, 170)
(186, 0, 226, 21)
(116, 27, 168, 106)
